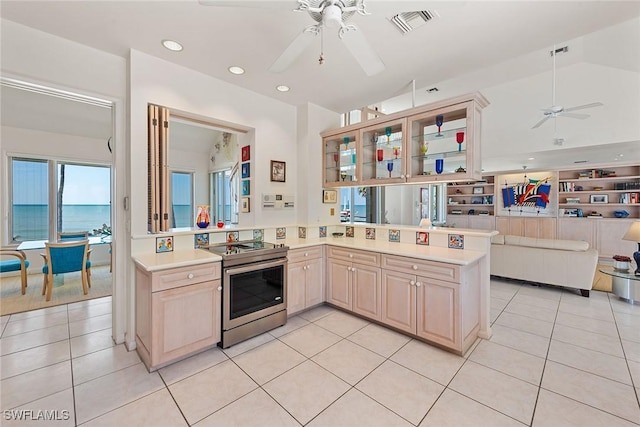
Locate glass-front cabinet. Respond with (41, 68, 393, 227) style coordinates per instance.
(360, 118, 406, 185)
(322, 93, 488, 187)
(406, 99, 483, 183)
(324, 131, 358, 187)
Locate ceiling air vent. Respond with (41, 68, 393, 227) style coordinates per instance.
(390, 10, 438, 34)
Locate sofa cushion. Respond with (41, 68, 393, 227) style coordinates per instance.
(491, 234, 505, 245)
(503, 235, 589, 251)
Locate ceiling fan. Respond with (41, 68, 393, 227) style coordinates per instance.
(200, 0, 385, 76)
(532, 45, 603, 129)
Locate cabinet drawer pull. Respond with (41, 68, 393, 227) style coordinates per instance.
(187, 273, 194, 279)
(416, 281, 422, 287)
(351, 267, 356, 272)
(409, 280, 415, 286)
(349, 254, 353, 258)
(217, 286, 222, 291)
(347, 266, 352, 271)
(304, 252, 308, 257)
(412, 265, 418, 270)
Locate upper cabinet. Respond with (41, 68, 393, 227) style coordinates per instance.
(321, 93, 488, 188)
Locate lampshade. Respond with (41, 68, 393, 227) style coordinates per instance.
(622, 221, 640, 242)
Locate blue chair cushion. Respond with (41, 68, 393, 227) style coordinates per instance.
(43, 260, 90, 275)
(1, 259, 30, 273)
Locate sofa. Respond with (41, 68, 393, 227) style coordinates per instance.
(490, 235, 598, 297)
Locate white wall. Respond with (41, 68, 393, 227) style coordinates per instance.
(129, 50, 299, 241)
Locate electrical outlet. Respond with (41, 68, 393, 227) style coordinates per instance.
(330, 208, 335, 216)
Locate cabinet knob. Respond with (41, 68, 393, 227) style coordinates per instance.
(304, 252, 308, 257)
(409, 280, 415, 286)
(217, 286, 222, 291)
(412, 265, 418, 270)
(349, 254, 353, 258)
(400, 174, 405, 179)
(416, 282, 422, 287)
(347, 266, 352, 271)
(187, 273, 194, 279)
(352, 267, 356, 272)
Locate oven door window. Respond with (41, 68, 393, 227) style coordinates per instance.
(229, 265, 284, 320)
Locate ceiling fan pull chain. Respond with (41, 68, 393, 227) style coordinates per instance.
(319, 26, 325, 65)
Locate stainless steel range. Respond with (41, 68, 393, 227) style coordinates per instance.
(204, 240, 288, 348)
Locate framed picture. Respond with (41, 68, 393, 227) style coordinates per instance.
(473, 186, 484, 194)
(241, 162, 250, 178)
(242, 180, 250, 196)
(271, 160, 286, 182)
(590, 194, 608, 204)
(241, 145, 250, 162)
(241, 197, 250, 213)
(156, 236, 173, 253)
(323, 189, 337, 204)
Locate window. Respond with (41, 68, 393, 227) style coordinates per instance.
(211, 169, 232, 224)
(10, 157, 111, 243)
(170, 171, 193, 228)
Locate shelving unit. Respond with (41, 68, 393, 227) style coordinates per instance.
(360, 118, 406, 185)
(447, 176, 495, 216)
(557, 165, 640, 219)
(323, 131, 358, 187)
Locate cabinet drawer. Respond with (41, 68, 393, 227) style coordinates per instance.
(151, 262, 221, 292)
(327, 246, 380, 266)
(288, 246, 323, 264)
(382, 255, 459, 283)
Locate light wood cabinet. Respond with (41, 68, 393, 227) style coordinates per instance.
(326, 247, 381, 320)
(287, 246, 324, 316)
(321, 93, 488, 187)
(135, 262, 221, 371)
(557, 218, 596, 248)
(380, 254, 479, 354)
(495, 217, 556, 239)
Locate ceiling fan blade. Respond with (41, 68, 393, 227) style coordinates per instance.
(563, 102, 603, 113)
(532, 116, 551, 129)
(560, 112, 590, 120)
(340, 27, 385, 76)
(269, 29, 317, 73)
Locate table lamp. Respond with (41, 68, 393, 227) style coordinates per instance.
(622, 220, 640, 275)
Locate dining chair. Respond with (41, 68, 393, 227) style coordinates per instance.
(57, 231, 89, 240)
(0, 248, 30, 295)
(41, 240, 91, 301)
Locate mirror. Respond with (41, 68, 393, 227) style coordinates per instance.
(148, 104, 242, 232)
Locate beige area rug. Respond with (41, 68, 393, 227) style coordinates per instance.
(592, 264, 613, 292)
(0, 265, 112, 316)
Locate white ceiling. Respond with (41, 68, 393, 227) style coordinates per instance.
(2, 0, 640, 113)
(1, 0, 639, 172)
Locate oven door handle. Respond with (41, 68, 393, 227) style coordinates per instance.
(224, 258, 287, 276)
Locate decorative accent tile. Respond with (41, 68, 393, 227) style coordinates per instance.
(365, 228, 376, 240)
(298, 227, 307, 239)
(319, 226, 327, 238)
(388, 229, 400, 242)
(416, 232, 429, 246)
(226, 231, 239, 243)
(448, 234, 464, 249)
(276, 227, 286, 240)
(194, 233, 209, 248)
(346, 226, 354, 238)
(253, 229, 264, 242)
(156, 236, 173, 253)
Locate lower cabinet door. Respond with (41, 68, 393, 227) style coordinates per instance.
(381, 269, 416, 334)
(151, 280, 220, 366)
(352, 263, 381, 321)
(287, 261, 307, 315)
(416, 277, 459, 349)
(326, 258, 352, 310)
(305, 257, 324, 308)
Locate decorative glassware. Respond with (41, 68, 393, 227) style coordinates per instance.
(435, 115, 444, 137)
(343, 136, 350, 149)
(196, 205, 210, 228)
(351, 153, 356, 164)
(387, 161, 394, 178)
(372, 132, 379, 143)
(393, 146, 400, 159)
(435, 159, 444, 174)
(333, 153, 339, 166)
(385, 126, 392, 138)
(456, 132, 465, 151)
(420, 143, 428, 155)
(340, 171, 347, 181)
(376, 149, 384, 162)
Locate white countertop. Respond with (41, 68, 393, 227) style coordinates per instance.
(281, 237, 485, 266)
(133, 249, 221, 272)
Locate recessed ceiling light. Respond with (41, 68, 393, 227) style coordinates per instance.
(162, 39, 183, 52)
(528, 157, 535, 160)
(276, 85, 290, 92)
(228, 66, 245, 75)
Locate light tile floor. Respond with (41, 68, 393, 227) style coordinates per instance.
(1, 278, 640, 426)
